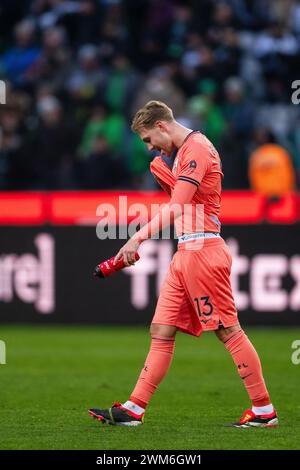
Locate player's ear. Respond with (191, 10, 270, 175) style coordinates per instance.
(156, 120, 168, 132)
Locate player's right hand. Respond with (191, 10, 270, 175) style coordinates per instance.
(113, 238, 140, 267)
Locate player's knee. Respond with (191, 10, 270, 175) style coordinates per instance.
(215, 324, 241, 343)
(150, 323, 177, 338)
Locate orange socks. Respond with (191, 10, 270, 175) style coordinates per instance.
(130, 335, 175, 409)
(223, 329, 271, 407)
(129, 329, 270, 411)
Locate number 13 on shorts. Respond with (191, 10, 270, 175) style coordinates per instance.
(194, 296, 214, 317)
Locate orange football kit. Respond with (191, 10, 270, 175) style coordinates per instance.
(88, 131, 277, 428)
(150, 131, 238, 336)
(128, 131, 274, 418)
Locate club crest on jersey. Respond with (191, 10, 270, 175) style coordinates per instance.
(189, 160, 197, 169)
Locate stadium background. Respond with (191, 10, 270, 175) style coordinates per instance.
(0, 0, 300, 451)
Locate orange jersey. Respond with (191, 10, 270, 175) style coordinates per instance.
(171, 131, 223, 235)
(149, 132, 238, 336)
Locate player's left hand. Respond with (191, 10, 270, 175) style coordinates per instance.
(114, 238, 140, 266)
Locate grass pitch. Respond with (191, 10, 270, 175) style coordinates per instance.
(0, 325, 299, 450)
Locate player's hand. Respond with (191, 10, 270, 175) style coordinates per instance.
(113, 238, 140, 266)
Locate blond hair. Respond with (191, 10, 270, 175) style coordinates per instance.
(131, 100, 174, 133)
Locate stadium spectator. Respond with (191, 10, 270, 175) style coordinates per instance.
(132, 65, 186, 118)
(66, 44, 106, 103)
(0, 88, 31, 189)
(80, 135, 115, 189)
(104, 54, 141, 117)
(186, 79, 226, 146)
(28, 95, 79, 188)
(0, 19, 40, 89)
(248, 143, 296, 196)
(223, 77, 255, 139)
(78, 104, 125, 158)
(33, 26, 72, 93)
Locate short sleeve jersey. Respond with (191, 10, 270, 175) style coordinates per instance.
(172, 131, 224, 235)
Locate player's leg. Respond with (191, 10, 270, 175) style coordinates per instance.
(126, 323, 177, 410)
(88, 323, 176, 426)
(88, 256, 185, 426)
(119, 255, 197, 422)
(178, 238, 278, 428)
(215, 324, 278, 428)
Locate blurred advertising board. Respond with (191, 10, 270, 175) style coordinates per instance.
(0, 225, 299, 326)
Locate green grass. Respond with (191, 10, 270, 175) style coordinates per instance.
(0, 325, 299, 450)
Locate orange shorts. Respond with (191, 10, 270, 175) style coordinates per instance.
(152, 237, 238, 337)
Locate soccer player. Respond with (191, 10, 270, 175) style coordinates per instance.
(88, 101, 278, 428)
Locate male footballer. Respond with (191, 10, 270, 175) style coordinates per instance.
(88, 101, 278, 428)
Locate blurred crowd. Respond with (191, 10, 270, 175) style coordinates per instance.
(0, 0, 300, 191)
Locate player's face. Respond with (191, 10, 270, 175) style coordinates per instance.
(140, 123, 174, 157)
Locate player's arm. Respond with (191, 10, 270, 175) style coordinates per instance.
(133, 179, 198, 242)
(114, 141, 212, 266)
(113, 180, 198, 266)
(130, 141, 212, 246)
